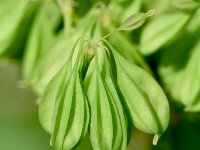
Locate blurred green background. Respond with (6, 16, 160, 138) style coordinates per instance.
(0, 60, 51, 150)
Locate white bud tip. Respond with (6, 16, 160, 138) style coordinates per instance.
(153, 134, 159, 145)
(146, 9, 156, 17)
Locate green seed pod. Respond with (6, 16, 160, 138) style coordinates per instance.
(104, 51, 128, 150)
(102, 9, 154, 40)
(116, 53, 169, 144)
(31, 11, 98, 95)
(38, 39, 79, 133)
(51, 69, 89, 150)
(31, 36, 77, 95)
(39, 39, 90, 150)
(84, 48, 127, 150)
(38, 60, 70, 134)
(103, 40, 169, 145)
(118, 9, 155, 31)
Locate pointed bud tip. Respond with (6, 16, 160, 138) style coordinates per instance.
(153, 134, 159, 145)
(146, 9, 156, 17)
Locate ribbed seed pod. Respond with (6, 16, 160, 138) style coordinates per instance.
(39, 39, 90, 150)
(51, 68, 89, 150)
(31, 13, 97, 95)
(38, 39, 78, 134)
(84, 48, 127, 150)
(103, 40, 169, 145)
(104, 51, 128, 150)
(32, 35, 78, 94)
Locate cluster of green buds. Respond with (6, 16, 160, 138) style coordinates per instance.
(37, 5, 169, 149)
(38, 39, 170, 149)
(0, 0, 171, 149)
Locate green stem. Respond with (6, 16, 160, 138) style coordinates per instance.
(106, 25, 153, 74)
(55, 0, 73, 37)
(63, 7, 72, 37)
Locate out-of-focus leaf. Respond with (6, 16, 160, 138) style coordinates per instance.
(143, 0, 171, 14)
(0, 0, 40, 57)
(120, 0, 143, 21)
(172, 0, 200, 12)
(185, 94, 200, 112)
(158, 9, 200, 110)
(22, 1, 61, 82)
(186, 7, 200, 32)
(140, 12, 190, 55)
(179, 41, 200, 109)
(158, 37, 200, 111)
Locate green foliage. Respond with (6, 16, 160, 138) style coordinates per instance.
(0, 0, 39, 57)
(140, 12, 191, 55)
(1, 0, 200, 150)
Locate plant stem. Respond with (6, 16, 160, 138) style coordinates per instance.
(107, 25, 153, 74)
(57, 0, 74, 37)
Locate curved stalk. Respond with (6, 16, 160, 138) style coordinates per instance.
(105, 25, 153, 74)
